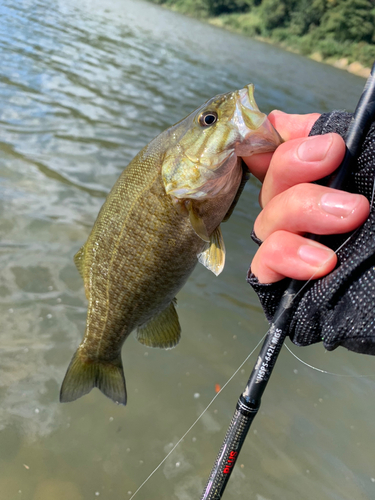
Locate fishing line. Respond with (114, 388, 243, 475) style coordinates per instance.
(128, 335, 266, 500)
(129, 194, 374, 498)
(272, 224, 363, 323)
(370, 168, 375, 208)
(129, 189, 374, 498)
(202, 66, 375, 498)
(283, 173, 375, 379)
(131, 117, 375, 499)
(128, 228, 362, 498)
(285, 344, 375, 378)
(274, 156, 375, 322)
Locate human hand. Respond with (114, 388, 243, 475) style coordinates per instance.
(243, 110, 370, 284)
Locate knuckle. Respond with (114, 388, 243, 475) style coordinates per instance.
(284, 184, 315, 213)
(262, 230, 287, 257)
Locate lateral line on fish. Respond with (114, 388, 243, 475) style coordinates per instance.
(96, 154, 161, 359)
(63, 83, 283, 402)
(128, 334, 266, 500)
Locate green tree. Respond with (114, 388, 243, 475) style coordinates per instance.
(320, 0, 375, 43)
(288, 0, 327, 35)
(260, 0, 300, 30)
(206, 0, 254, 16)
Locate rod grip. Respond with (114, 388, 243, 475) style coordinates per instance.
(200, 400, 258, 500)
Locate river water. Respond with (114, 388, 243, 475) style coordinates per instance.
(0, 0, 374, 499)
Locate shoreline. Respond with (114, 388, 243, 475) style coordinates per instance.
(208, 18, 371, 79)
(156, 1, 371, 80)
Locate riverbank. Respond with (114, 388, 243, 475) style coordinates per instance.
(149, 1, 372, 79)
(209, 16, 371, 79)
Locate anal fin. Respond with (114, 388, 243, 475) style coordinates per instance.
(136, 300, 181, 349)
(197, 225, 226, 276)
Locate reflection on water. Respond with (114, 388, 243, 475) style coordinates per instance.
(0, 0, 374, 498)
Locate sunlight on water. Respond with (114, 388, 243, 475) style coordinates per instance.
(0, 0, 374, 498)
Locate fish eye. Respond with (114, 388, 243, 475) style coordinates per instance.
(199, 111, 218, 127)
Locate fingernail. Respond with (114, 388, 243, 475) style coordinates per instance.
(298, 244, 335, 266)
(297, 134, 333, 162)
(320, 192, 359, 218)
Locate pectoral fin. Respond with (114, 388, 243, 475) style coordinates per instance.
(186, 200, 210, 242)
(197, 225, 226, 276)
(136, 300, 181, 349)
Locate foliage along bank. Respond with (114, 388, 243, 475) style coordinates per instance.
(149, 0, 375, 77)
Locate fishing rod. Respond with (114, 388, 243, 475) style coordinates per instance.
(200, 61, 375, 500)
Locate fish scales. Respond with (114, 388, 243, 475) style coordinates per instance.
(60, 84, 282, 405)
(85, 143, 205, 351)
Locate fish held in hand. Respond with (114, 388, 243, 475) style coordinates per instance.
(60, 84, 281, 405)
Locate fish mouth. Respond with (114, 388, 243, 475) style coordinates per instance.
(163, 85, 282, 201)
(233, 84, 283, 155)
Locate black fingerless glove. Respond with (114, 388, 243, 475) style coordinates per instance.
(247, 111, 375, 355)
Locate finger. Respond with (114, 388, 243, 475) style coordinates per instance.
(260, 133, 346, 207)
(268, 110, 321, 142)
(243, 111, 321, 181)
(254, 185, 370, 242)
(242, 152, 273, 182)
(251, 231, 337, 284)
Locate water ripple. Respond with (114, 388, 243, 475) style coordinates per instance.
(0, 1, 373, 499)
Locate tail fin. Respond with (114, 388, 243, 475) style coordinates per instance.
(60, 350, 127, 405)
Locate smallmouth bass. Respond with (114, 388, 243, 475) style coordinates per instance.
(60, 85, 281, 405)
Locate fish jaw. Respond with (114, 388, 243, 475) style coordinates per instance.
(233, 84, 283, 157)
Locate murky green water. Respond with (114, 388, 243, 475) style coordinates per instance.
(0, 0, 374, 498)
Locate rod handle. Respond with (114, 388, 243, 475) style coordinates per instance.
(200, 399, 258, 500)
